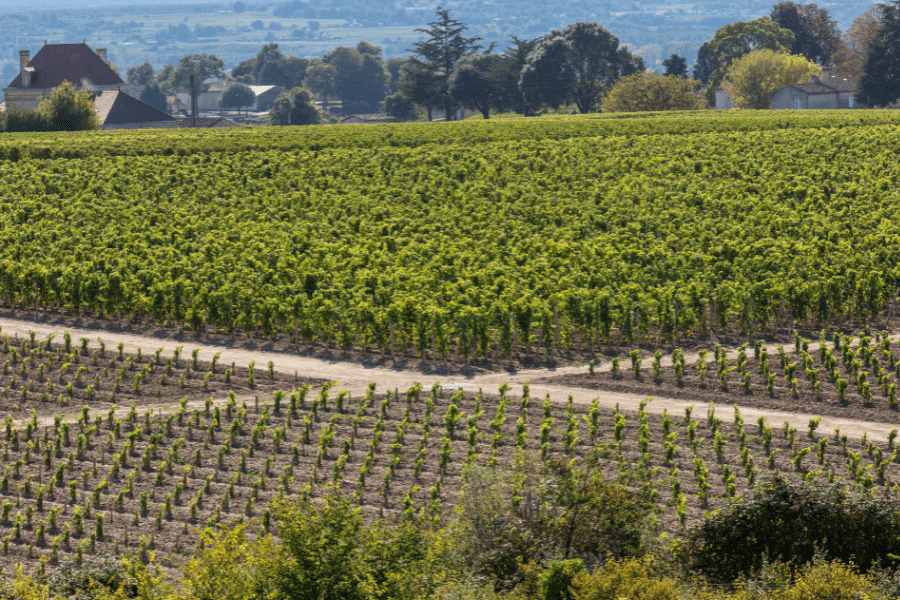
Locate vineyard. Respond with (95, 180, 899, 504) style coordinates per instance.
(546, 329, 900, 425)
(2, 112, 900, 362)
(0, 336, 898, 576)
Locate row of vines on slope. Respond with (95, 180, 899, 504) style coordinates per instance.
(2, 117, 900, 356)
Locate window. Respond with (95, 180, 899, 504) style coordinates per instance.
(794, 97, 801, 110)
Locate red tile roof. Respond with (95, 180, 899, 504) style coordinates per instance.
(93, 91, 175, 126)
(7, 43, 124, 89)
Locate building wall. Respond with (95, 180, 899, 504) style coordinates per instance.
(808, 94, 838, 109)
(714, 89, 734, 110)
(5, 84, 123, 111)
(770, 87, 806, 110)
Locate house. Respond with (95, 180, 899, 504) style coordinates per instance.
(249, 85, 285, 111)
(4, 43, 125, 110)
(179, 116, 239, 128)
(715, 88, 734, 110)
(769, 76, 860, 110)
(175, 82, 286, 113)
(92, 90, 177, 130)
(341, 113, 398, 124)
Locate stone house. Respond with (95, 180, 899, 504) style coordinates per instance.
(4, 43, 125, 110)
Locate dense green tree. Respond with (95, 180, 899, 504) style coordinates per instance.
(856, 0, 900, 107)
(155, 64, 176, 92)
(683, 476, 900, 583)
(269, 87, 321, 125)
(221, 82, 257, 113)
(449, 53, 502, 119)
(493, 35, 540, 114)
(259, 56, 308, 89)
(396, 60, 441, 121)
(519, 22, 644, 113)
(302, 57, 337, 112)
(252, 43, 284, 83)
(38, 81, 100, 131)
(703, 18, 795, 104)
(722, 49, 819, 109)
(126, 62, 155, 86)
(797, 4, 842, 65)
(662, 54, 688, 77)
(138, 82, 168, 112)
(692, 42, 714, 85)
(386, 57, 405, 93)
(171, 54, 227, 91)
(770, 2, 824, 64)
(405, 7, 486, 120)
(323, 45, 389, 113)
(381, 92, 419, 121)
(604, 73, 704, 112)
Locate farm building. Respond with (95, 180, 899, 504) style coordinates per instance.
(3, 43, 125, 110)
(92, 90, 178, 130)
(175, 82, 285, 112)
(770, 76, 860, 110)
(341, 113, 398, 124)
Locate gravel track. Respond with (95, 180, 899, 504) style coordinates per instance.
(0, 315, 897, 443)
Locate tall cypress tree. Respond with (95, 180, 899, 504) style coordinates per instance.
(856, 1, 900, 107)
(405, 7, 485, 120)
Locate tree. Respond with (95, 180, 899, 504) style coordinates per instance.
(797, 4, 842, 66)
(682, 476, 900, 583)
(233, 1, 246, 13)
(259, 56, 308, 89)
(604, 73, 704, 112)
(703, 19, 795, 104)
(493, 35, 540, 114)
(221, 83, 256, 113)
(693, 42, 714, 85)
(38, 81, 99, 131)
(386, 57, 405, 93)
(448, 53, 502, 118)
(722, 49, 819, 109)
(269, 87, 321, 125)
(833, 5, 883, 82)
(856, 1, 900, 108)
(323, 46, 389, 113)
(770, 2, 824, 64)
(252, 43, 284, 82)
(302, 58, 337, 111)
(406, 7, 485, 120)
(155, 64, 176, 92)
(396, 61, 441, 121)
(519, 22, 645, 113)
(251, 20, 264, 30)
(662, 54, 688, 77)
(171, 54, 226, 91)
(126, 62, 155, 86)
(382, 92, 419, 121)
(139, 82, 168, 112)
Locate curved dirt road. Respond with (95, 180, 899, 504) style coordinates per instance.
(0, 315, 897, 443)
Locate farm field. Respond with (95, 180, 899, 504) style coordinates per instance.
(4, 111, 900, 367)
(0, 334, 896, 575)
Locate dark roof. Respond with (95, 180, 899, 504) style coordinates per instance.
(341, 113, 398, 123)
(7, 43, 124, 89)
(94, 91, 175, 125)
(179, 117, 239, 128)
(789, 80, 855, 95)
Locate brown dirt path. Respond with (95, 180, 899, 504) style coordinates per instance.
(0, 316, 897, 443)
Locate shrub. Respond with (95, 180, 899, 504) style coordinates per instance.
(570, 556, 677, 600)
(681, 475, 900, 582)
(541, 559, 585, 600)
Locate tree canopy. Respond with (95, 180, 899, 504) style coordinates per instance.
(170, 54, 227, 91)
(38, 81, 100, 131)
(604, 73, 704, 112)
(269, 87, 322, 125)
(139, 82, 168, 113)
(519, 21, 644, 113)
(126, 62, 155, 86)
(448, 53, 502, 119)
(662, 54, 688, 77)
(722, 49, 819, 109)
(221, 83, 257, 112)
(856, 1, 900, 108)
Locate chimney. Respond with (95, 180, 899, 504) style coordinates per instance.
(19, 50, 30, 87)
(96, 48, 107, 62)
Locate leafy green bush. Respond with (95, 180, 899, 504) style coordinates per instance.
(570, 556, 677, 600)
(681, 475, 900, 582)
